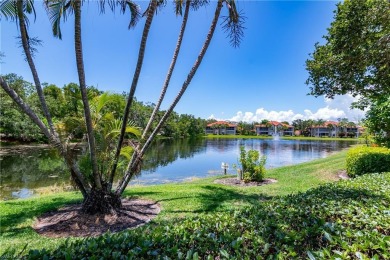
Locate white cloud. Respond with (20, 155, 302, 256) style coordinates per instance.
(211, 95, 366, 123)
(208, 114, 216, 120)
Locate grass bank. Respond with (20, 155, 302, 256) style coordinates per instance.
(204, 134, 362, 142)
(0, 150, 348, 254)
(12, 172, 389, 259)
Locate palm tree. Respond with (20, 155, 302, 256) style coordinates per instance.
(2, 0, 245, 213)
(115, 0, 243, 195)
(142, 0, 191, 140)
(315, 119, 325, 137)
(0, 0, 91, 197)
(306, 119, 315, 137)
(338, 118, 348, 137)
(0, 0, 55, 134)
(44, 0, 142, 211)
(327, 122, 335, 137)
(109, 0, 158, 189)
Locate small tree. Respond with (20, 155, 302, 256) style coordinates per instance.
(236, 146, 266, 183)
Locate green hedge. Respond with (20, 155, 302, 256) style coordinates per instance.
(346, 146, 390, 177)
(4, 173, 390, 259)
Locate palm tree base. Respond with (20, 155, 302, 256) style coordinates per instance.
(82, 188, 122, 214)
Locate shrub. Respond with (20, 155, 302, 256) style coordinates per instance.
(346, 146, 390, 177)
(338, 132, 346, 138)
(237, 146, 266, 182)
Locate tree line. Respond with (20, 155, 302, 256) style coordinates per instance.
(0, 73, 206, 142)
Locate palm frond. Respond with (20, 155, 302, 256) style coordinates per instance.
(221, 1, 245, 48)
(119, 146, 134, 160)
(190, 0, 209, 11)
(24, 0, 36, 21)
(119, 0, 141, 29)
(44, 0, 72, 39)
(17, 35, 42, 59)
(105, 125, 141, 140)
(174, 0, 183, 16)
(93, 92, 109, 113)
(0, 0, 18, 21)
(143, 0, 165, 17)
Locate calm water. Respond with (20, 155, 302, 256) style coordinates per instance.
(0, 138, 356, 200)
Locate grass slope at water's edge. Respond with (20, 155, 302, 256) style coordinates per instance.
(0, 150, 347, 254)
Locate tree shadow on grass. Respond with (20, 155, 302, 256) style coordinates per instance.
(149, 185, 273, 215)
(0, 197, 81, 234)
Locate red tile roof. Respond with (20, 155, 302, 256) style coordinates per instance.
(254, 121, 293, 128)
(311, 121, 339, 128)
(207, 121, 236, 127)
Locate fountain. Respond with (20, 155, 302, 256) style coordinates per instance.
(272, 133, 280, 141)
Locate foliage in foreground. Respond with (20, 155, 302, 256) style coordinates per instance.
(346, 146, 390, 177)
(8, 172, 390, 259)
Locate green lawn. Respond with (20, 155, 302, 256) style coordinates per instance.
(0, 150, 348, 255)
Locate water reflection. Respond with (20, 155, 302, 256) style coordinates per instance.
(0, 139, 355, 200)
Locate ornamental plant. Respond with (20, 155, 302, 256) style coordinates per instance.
(237, 146, 266, 182)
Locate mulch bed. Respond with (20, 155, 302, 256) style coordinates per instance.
(33, 198, 160, 238)
(214, 178, 277, 187)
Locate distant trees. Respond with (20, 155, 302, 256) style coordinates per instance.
(0, 74, 44, 141)
(237, 121, 254, 135)
(0, 74, 206, 142)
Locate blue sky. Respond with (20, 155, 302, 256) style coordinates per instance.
(1, 0, 365, 123)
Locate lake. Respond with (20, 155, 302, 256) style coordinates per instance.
(0, 138, 356, 200)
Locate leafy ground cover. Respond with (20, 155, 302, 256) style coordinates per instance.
(4, 172, 389, 259)
(2, 150, 388, 259)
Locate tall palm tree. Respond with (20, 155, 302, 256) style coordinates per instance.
(327, 121, 335, 137)
(109, 0, 158, 190)
(0, 0, 55, 135)
(73, 0, 102, 190)
(338, 117, 349, 137)
(315, 119, 325, 137)
(45, 0, 142, 211)
(141, 0, 191, 140)
(3, 0, 245, 212)
(116, 0, 243, 195)
(0, 0, 90, 197)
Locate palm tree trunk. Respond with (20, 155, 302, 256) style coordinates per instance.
(0, 77, 90, 198)
(115, 0, 224, 195)
(74, 1, 102, 189)
(142, 0, 191, 140)
(108, 0, 158, 190)
(16, 0, 56, 136)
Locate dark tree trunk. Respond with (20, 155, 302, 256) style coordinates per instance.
(74, 1, 102, 189)
(108, 0, 158, 190)
(16, 0, 56, 136)
(115, 0, 224, 196)
(142, 0, 191, 139)
(82, 188, 122, 214)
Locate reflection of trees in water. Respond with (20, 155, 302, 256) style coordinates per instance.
(0, 139, 206, 195)
(0, 148, 69, 198)
(142, 138, 206, 173)
(205, 139, 238, 153)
